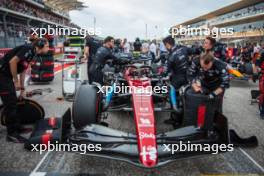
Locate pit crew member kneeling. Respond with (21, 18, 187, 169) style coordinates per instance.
(188, 53, 229, 113)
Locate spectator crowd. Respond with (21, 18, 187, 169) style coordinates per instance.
(0, 0, 72, 26)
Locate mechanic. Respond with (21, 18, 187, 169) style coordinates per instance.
(241, 46, 252, 63)
(133, 37, 142, 52)
(189, 44, 203, 65)
(203, 36, 216, 53)
(162, 36, 190, 126)
(214, 42, 227, 62)
(84, 35, 102, 84)
(188, 52, 230, 113)
(89, 36, 120, 85)
(113, 39, 123, 53)
(203, 36, 227, 62)
(163, 36, 191, 89)
(0, 38, 49, 143)
(141, 43, 155, 63)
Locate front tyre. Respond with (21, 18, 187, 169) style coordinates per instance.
(72, 82, 102, 129)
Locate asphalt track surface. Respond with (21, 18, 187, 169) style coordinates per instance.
(0, 62, 264, 176)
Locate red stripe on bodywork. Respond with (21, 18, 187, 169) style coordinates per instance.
(197, 105, 206, 128)
(48, 117, 56, 128)
(41, 133, 51, 146)
(126, 67, 157, 167)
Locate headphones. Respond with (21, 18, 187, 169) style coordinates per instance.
(36, 38, 47, 49)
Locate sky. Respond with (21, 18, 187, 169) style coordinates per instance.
(69, 0, 240, 41)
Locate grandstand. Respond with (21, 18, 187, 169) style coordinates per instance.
(0, 0, 86, 48)
(172, 0, 264, 45)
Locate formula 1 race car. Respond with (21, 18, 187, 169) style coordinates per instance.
(66, 53, 258, 168)
(228, 56, 254, 81)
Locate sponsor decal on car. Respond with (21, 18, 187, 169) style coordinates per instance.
(140, 146, 157, 162)
(139, 132, 155, 139)
(138, 118, 153, 127)
(139, 107, 149, 113)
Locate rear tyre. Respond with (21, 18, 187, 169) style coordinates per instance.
(72, 82, 102, 129)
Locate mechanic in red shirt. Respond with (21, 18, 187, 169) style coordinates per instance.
(0, 38, 49, 143)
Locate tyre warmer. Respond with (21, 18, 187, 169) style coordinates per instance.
(31, 53, 54, 82)
(1, 99, 44, 126)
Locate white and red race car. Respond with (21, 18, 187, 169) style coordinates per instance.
(69, 53, 258, 168)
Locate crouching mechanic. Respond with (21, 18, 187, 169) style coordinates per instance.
(188, 53, 229, 113)
(89, 36, 120, 85)
(162, 36, 190, 126)
(0, 38, 49, 143)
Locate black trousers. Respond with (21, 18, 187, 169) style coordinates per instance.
(87, 56, 94, 84)
(170, 75, 187, 90)
(217, 91, 225, 113)
(88, 63, 104, 85)
(0, 73, 20, 134)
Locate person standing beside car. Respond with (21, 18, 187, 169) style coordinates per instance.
(0, 38, 49, 143)
(203, 36, 227, 62)
(163, 36, 189, 91)
(133, 37, 142, 52)
(149, 40, 157, 57)
(84, 35, 101, 83)
(162, 36, 190, 126)
(89, 36, 118, 85)
(122, 38, 130, 53)
(203, 36, 216, 54)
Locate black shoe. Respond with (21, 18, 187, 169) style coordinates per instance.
(6, 133, 28, 143)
